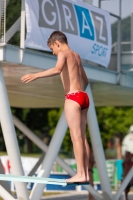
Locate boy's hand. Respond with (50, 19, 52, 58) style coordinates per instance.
(21, 74, 37, 83)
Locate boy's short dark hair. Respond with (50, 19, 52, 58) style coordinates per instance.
(47, 31, 68, 46)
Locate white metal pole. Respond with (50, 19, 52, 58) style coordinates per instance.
(20, 0, 25, 48)
(0, 0, 2, 28)
(117, 0, 122, 83)
(20, 0, 25, 63)
(0, 0, 6, 44)
(30, 111, 68, 200)
(114, 167, 133, 200)
(0, 66, 29, 200)
(131, 13, 133, 51)
(86, 84, 112, 200)
(0, 185, 16, 200)
(3, 0, 6, 44)
(13, 115, 102, 200)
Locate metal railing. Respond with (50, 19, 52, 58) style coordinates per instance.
(0, 0, 6, 44)
(112, 41, 131, 53)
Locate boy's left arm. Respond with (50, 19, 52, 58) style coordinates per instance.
(21, 52, 65, 83)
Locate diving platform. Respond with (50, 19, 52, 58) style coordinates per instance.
(0, 174, 90, 186)
(0, 44, 133, 108)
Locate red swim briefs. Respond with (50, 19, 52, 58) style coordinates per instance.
(65, 91, 90, 110)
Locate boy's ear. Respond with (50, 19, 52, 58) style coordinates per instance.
(54, 40, 60, 47)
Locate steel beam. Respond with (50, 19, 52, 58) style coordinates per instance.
(5, 18, 20, 43)
(30, 111, 68, 200)
(131, 13, 133, 51)
(20, 0, 25, 49)
(0, 0, 2, 26)
(0, 65, 29, 200)
(114, 167, 133, 200)
(117, 0, 122, 84)
(86, 84, 112, 200)
(13, 115, 103, 200)
(0, 185, 16, 200)
(28, 153, 45, 177)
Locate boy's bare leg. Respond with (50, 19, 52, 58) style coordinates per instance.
(64, 100, 89, 183)
(81, 108, 90, 181)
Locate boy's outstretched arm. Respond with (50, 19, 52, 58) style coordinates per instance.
(21, 52, 65, 83)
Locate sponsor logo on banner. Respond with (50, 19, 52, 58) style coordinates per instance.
(25, 0, 112, 67)
(38, 0, 109, 58)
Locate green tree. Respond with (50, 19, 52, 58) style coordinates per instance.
(96, 106, 133, 148)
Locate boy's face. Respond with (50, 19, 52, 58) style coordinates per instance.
(49, 41, 60, 56)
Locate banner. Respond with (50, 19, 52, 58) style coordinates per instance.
(25, 0, 112, 67)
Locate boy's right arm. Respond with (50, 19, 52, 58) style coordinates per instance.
(21, 52, 66, 83)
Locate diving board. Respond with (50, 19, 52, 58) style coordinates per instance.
(0, 174, 90, 186)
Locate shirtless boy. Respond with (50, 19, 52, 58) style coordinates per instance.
(21, 31, 90, 184)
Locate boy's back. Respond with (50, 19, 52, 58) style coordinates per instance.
(58, 49, 88, 94)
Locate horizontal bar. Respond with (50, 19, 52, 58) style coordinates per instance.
(0, 174, 67, 186)
(0, 174, 90, 187)
(110, 12, 121, 19)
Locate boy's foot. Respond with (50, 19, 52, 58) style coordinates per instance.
(66, 174, 89, 184)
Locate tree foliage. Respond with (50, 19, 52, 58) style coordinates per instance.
(96, 106, 133, 148)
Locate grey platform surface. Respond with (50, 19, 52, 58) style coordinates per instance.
(41, 191, 133, 200)
(1, 45, 133, 108)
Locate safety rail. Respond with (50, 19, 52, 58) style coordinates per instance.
(0, 0, 6, 44)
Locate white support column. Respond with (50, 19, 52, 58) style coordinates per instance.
(0, 185, 16, 200)
(0, 65, 29, 200)
(117, 0, 122, 83)
(114, 167, 133, 200)
(131, 13, 133, 51)
(86, 84, 112, 200)
(30, 111, 68, 200)
(0, 0, 6, 44)
(5, 18, 20, 43)
(0, 0, 2, 26)
(20, 0, 25, 48)
(20, 0, 25, 63)
(13, 115, 103, 200)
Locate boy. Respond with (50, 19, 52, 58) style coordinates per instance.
(21, 31, 90, 183)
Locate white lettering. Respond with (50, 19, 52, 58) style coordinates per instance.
(96, 16, 106, 41)
(42, 0, 56, 25)
(82, 12, 92, 35)
(62, 4, 74, 30)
